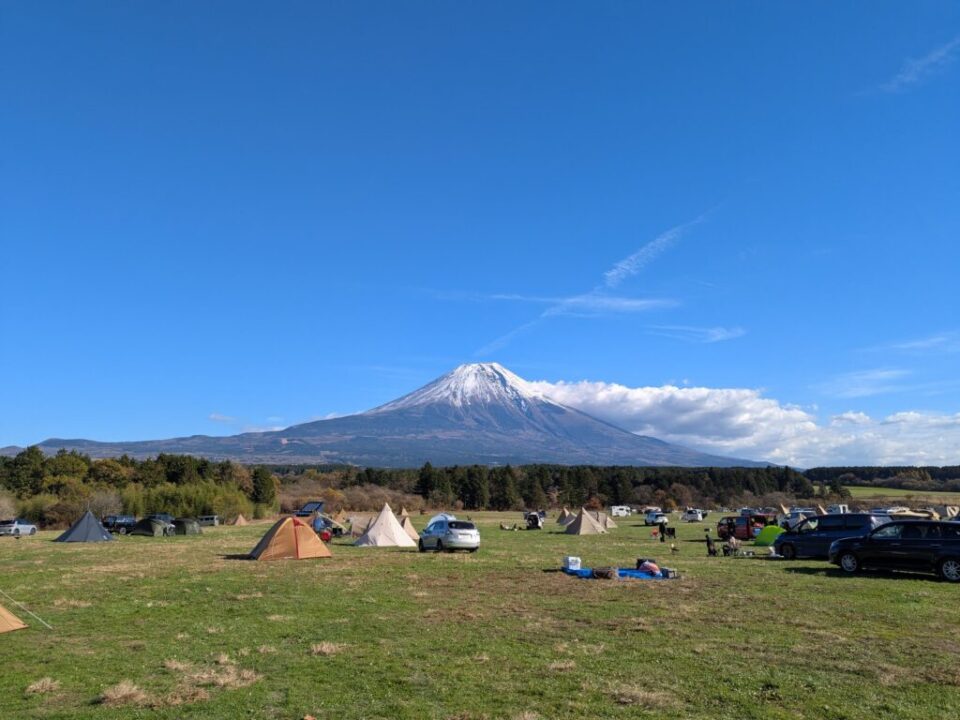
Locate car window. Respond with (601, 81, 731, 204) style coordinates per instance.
(818, 517, 845, 531)
(872, 524, 903, 540)
(943, 524, 960, 539)
(424, 522, 438, 533)
(799, 518, 818, 533)
(448, 521, 474, 530)
(845, 516, 869, 529)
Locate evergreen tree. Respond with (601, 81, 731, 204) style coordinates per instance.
(251, 467, 277, 505)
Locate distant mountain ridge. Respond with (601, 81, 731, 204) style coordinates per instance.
(12, 363, 763, 467)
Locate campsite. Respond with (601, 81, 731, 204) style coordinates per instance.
(3, 510, 960, 719)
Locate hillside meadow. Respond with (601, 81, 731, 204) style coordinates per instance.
(844, 486, 960, 503)
(2, 512, 960, 719)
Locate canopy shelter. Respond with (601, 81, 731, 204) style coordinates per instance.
(564, 508, 607, 535)
(231, 514, 250, 526)
(55, 510, 114, 543)
(130, 518, 171, 537)
(0, 604, 27, 634)
(399, 515, 420, 541)
(173, 518, 202, 535)
(355, 504, 417, 548)
(248, 516, 332, 561)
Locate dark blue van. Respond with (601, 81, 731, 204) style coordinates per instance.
(774, 514, 885, 559)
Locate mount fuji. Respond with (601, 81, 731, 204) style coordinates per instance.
(22, 363, 760, 467)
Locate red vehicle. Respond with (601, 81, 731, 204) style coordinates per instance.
(717, 514, 777, 540)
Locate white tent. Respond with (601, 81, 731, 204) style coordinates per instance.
(355, 503, 417, 548)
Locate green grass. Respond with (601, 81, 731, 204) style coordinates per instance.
(845, 485, 960, 502)
(3, 512, 960, 719)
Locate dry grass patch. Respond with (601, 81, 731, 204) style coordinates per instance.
(513, 713, 540, 720)
(266, 614, 291, 622)
(25, 677, 60, 695)
(258, 645, 277, 654)
(99, 680, 148, 707)
(548, 660, 576, 672)
(163, 659, 194, 673)
(189, 665, 261, 689)
(311, 642, 348, 656)
(53, 598, 92, 609)
(215, 653, 234, 665)
(610, 685, 674, 708)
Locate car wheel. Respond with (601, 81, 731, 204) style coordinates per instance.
(839, 552, 860, 574)
(13, 529, 19, 537)
(469, 547, 478, 553)
(29, 528, 36, 535)
(119, 527, 127, 535)
(780, 543, 796, 560)
(418, 539, 426, 553)
(938, 558, 960, 583)
(436, 540, 444, 553)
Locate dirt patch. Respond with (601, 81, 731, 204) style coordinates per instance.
(610, 685, 675, 708)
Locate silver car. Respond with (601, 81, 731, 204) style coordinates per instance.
(418, 519, 480, 553)
(0, 518, 38, 536)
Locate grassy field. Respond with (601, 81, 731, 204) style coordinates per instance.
(3, 512, 960, 720)
(845, 486, 960, 502)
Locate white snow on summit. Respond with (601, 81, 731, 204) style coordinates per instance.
(368, 362, 558, 413)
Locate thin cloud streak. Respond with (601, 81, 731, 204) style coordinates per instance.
(879, 34, 960, 92)
(647, 325, 746, 344)
(474, 213, 709, 355)
(490, 294, 676, 313)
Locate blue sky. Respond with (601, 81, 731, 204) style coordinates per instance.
(2, 2, 959, 466)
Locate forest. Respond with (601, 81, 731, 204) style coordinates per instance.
(3, 446, 960, 527)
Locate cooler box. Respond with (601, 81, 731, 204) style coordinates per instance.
(563, 556, 581, 571)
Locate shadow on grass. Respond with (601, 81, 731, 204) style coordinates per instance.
(782, 566, 943, 583)
(221, 553, 253, 560)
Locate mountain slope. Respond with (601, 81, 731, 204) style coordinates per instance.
(27, 363, 762, 467)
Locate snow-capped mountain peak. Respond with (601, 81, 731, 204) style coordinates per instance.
(368, 362, 552, 413)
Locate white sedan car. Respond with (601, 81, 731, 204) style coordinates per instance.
(0, 518, 38, 536)
(419, 518, 480, 553)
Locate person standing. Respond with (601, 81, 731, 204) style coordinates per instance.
(658, 519, 667, 543)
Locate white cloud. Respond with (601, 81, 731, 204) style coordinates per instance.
(491, 294, 677, 314)
(815, 368, 912, 398)
(883, 331, 960, 354)
(879, 34, 960, 92)
(208, 412, 236, 424)
(647, 325, 746, 343)
(527, 377, 960, 467)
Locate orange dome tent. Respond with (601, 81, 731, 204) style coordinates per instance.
(248, 516, 332, 561)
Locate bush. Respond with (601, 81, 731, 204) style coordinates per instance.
(0, 492, 16, 519)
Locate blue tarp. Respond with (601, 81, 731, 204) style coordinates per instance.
(562, 567, 670, 580)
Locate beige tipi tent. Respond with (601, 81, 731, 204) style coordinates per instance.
(564, 507, 607, 535)
(232, 514, 250, 526)
(0, 604, 27, 634)
(349, 515, 373, 537)
(355, 504, 417, 547)
(331, 509, 348, 524)
(591, 511, 617, 530)
(398, 506, 410, 519)
(399, 515, 420, 541)
(248, 516, 332, 561)
(556, 507, 574, 524)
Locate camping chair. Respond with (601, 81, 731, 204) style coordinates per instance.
(664, 527, 677, 539)
(650, 529, 659, 540)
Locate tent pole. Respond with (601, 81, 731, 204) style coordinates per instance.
(0, 588, 53, 630)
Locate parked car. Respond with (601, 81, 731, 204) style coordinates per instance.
(197, 515, 220, 527)
(829, 520, 960, 581)
(681, 509, 704, 523)
(102, 515, 138, 534)
(610, 506, 632, 517)
(774, 514, 885, 560)
(717, 514, 776, 540)
(0, 518, 38, 536)
(418, 518, 480, 553)
(644, 511, 670, 526)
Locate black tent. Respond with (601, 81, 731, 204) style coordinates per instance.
(55, 510, 114, 543)
(173, 518, 202, 536)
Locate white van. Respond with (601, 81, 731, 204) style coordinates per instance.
(610, 506, 632, 517)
